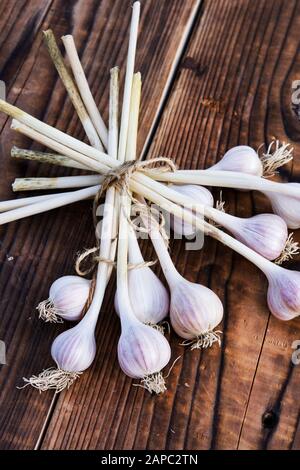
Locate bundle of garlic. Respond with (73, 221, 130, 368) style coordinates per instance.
(0, 2, 299, 396)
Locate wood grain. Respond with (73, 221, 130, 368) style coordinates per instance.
(0, 0, 200, 449)
(1, 0, 300, 450)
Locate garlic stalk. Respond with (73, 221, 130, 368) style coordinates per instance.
(135, 173, 290, 260)
(0, 192, 67, 212)
(204, 208, 288, 260)
(118, 1, 140, 164)
(6, 96, 300, 228)
(4, 97, 299, 213)
(132, 181, 300, 322)
(62, 34, 108, 149)
(116, 191, 171, 391)
(116, 11, 171, 392)
(149, 169, 300, 197)
(10, 119, 109, 173)
(43, 30, 104, 151)
(12, 175, 102, 191)
(22, 65, 120, 392)
(114, 225, 169, 325)
(142, 214, 223, 348)
(37, 276, 91, 323)
(149, 169, 300, 228)
(11, 146, 89, 170)
(0, 185, 100, 225)
(170, 184, 214, 237)
(115, 71, 169, 327)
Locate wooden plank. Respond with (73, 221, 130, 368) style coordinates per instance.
(238, 0, 300, 448)
(42, 0, 300, 450)
(0, 0, 200, 450)
(141, 0, 300, 450)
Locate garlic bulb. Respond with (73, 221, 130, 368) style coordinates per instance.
(211, 227, 300, 321)
(51, 322, 96, 372)
(118, 319, 171, 381)
(114, 229, 169, 324)
(209, 145, 263, 176)
(170, 278, 223, 346)
(208, 210, 288, 260)
(148, 225, 223, 348)
(263, 183, 300, 229)
(266, 265, 300, 321)
(170, 184, 213, 236)
(37, 275, 91, 323)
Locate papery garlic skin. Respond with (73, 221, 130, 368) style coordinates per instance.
(170, 279, 223, 339)
(118, 322, 171, 379)
(264, 184, 300, 229)
(170, 184, 213, 236)
(266, 267, 300, 321)
(49, 275, 90, 321)
(209, 146, 263, 176)
(114, 267, 169, 324)
(215, 212, 288, 260)
(51, 323, 96, 372)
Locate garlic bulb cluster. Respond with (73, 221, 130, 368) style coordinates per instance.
(170, 184, 213, 236)
(208, 146, 263, 176)
(37, 275, 91, 322)
(263, 183, 300, 229)
(209, 210, 288, 260)
(114, 229, 169, 325)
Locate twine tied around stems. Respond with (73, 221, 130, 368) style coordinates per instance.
(92, 156, 177, 227)
(76, 157, 176, 314)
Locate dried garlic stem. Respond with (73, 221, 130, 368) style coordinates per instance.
(0, 193, 66, 212)
(118, 1, 140, 164)
(11, 119, 107, 173)
(62, 35, 108, 149)
(0, 185, 99, 225)
(11, 146, 89, 170)
(12, 175, 102, 191)
(149, 169, 300, 198)
(43, 30, 103, 151)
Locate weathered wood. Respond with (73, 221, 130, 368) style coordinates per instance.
(0, 0, 200, 450)
(45, 0, 299, 451)
(1, 0, 300, 451)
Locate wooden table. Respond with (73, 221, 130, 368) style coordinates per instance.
(0, 0, 300, 450)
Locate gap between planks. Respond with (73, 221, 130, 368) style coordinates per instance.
(33, 0, 203, 450)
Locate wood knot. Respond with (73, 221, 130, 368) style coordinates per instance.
(262, 410, 279, 429)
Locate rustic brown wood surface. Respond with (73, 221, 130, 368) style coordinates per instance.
(0, 0, 299, 450)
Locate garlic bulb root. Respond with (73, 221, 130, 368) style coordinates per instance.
(181, 330, 222, 350)
(275, 233, 300, 265)
(145, 320, 170, 335)
(37, 298, 64, 324)
(20, 367, 81, 393)
(260, 140, 293, 178)
(137, 372, 167, 394)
